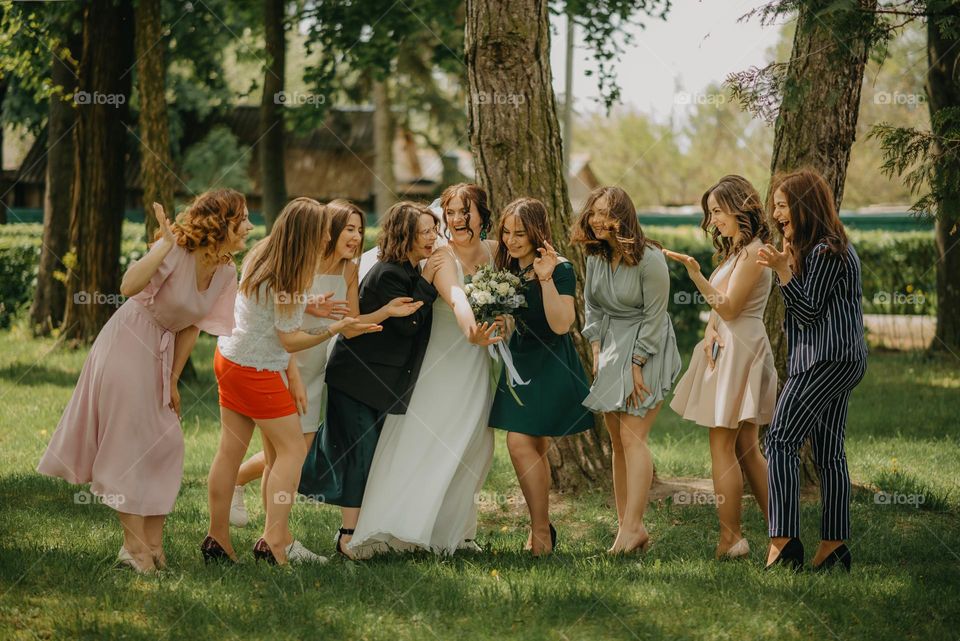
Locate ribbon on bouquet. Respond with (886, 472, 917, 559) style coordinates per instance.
(488, 339, 529, 406)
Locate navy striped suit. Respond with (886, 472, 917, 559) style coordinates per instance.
(767, 241, 868, 540)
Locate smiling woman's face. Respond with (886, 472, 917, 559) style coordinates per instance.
(772, 188, 793, 241)
(334, 213, 364, 260)
(411, 213, 439, 261)
(501, 213, 535, 261)
(707, 193, 738, 239)
(444, 195, 482, 246)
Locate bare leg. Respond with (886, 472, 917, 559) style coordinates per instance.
(236, 451, 266, 487)
(709, 426, 743, 556)
(507, 432, 553, 555)
(257, 414, 309, 565)
(143, 515, 167, 568)
(735, 422, 769, 526)
(609, 405, 661, 554)
(604, 412, 627, 528)
(206, 406, 255, 559)
(117, 512, 155, 571)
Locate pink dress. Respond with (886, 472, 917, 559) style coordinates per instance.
(37, 241, 238, 516)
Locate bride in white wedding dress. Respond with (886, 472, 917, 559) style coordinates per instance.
(348, 184, 501, 558)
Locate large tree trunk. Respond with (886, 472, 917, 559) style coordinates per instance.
(764, 0, 876, 479)
(259, 0, 286, 232)
(61, 0, 134, 342)
(135, 0, 174, 241)
(372, 78, 396, 217)
(0, 77, 7, 225)
(927, 5, 960, 354)
(466, 0, 610, 490)
(30, 34, 80, 335)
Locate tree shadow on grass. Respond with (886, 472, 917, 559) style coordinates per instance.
(0, 363, 78, 387)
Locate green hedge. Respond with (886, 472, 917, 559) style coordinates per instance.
(0, 223, 937, 338)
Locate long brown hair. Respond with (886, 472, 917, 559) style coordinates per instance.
(323, 198, 365, 261)
(377, 201, 439, 263)
(770, 169, 849, 277)
(700, 175, 771, 265)
(440, 183, 491, 241)
(155, 188, 247, 263)
(240, 197, 327, 317)
(571, 186, 660, 266)
(494, 197, 553, 273)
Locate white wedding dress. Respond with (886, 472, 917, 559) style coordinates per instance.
(348, 246, 495, 557)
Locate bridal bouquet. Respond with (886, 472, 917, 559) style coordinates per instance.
(464, 264, 526, 324)
(464, 264, 529, 403)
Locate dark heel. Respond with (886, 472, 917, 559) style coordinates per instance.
(337, 528, 355, 559)
(200, 535, 235, 564)
(253, 538, 277, 565)
(765, 538, 804, 572)
(549, 523, 557, 550)
(813, 544, 851, 572)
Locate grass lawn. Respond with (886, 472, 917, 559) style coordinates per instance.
(1, 326, 958, 640)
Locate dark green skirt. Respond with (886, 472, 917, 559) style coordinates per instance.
(489, 334, 595, 437)
(298, 388, 385, 508)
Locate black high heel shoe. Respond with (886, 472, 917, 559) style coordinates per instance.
(813, 544, 851, 572)
(765, 538, 804, 572)
(200, 535, 235, 564)
(336, 528, 355, 559)
(549, 523, 557, 550)
(253, 537, 277, 565)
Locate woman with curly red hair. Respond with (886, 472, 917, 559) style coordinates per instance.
(38, 189, 253, 573)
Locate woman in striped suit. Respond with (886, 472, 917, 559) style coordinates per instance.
(757, 169, 868, 572)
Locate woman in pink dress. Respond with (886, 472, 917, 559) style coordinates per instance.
(37, 190, 252, 573)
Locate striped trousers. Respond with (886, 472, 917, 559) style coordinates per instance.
(766, 358, 867, 540)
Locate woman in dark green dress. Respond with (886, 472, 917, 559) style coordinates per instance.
(488, 197, 594, 556)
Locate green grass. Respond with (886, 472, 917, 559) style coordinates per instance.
(1, 327, 959, 640)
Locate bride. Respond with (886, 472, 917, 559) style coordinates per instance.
(347, 183, 501, 558)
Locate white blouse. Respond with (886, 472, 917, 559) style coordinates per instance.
(217, 282, 305, 371)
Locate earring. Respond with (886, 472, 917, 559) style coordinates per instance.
(480, 228, 488, 241)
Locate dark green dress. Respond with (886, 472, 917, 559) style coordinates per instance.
(489, 261, 594, 437)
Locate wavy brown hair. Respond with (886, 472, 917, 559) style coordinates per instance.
(240, 197, 327, 317)
(440, 183, 491, 241)
(155, 189, 247, 263)
(377, 201, 439, 263)
(770, 169, 849, 277)
(323, 198, 365, 260)
(700, 175, 771, 265)
(494, 197, 553, 273)
(571, 186, 660, 266)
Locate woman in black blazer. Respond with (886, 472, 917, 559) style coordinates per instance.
(300, 202, 442, 556)
(758, 169, 868, 572)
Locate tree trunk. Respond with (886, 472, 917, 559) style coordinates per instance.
(30, 34, 79, 335)
(764, 0, 876, 480)
(0, 77, 7, 225)
(927, 6, 960, 354)
(135, 0, 174, 242)
(259, 0, 286, 232)
(466, 0, 610, 490)
(372, 78, 396, 217)
(61, 0, 134, 342)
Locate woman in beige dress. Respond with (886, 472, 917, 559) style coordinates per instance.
(664, 175, 776, 560)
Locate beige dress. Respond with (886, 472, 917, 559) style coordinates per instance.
(670, 241, 777, 428)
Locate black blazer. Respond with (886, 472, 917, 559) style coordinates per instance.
(325, 259, 438, 413)
(778, 241, 868, 376)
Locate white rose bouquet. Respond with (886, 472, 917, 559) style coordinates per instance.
(463, 264, 526, 324)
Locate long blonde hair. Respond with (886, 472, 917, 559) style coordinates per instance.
(240, 197, 327, 317)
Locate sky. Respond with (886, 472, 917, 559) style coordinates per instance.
(549, 1, 786, 120)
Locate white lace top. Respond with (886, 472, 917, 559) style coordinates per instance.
(217, 281, 305, 371)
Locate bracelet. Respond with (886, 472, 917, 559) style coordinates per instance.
(631, 355, 647, 367)
(538, 276, 553, 282)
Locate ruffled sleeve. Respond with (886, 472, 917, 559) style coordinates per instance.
(132, 241, 184, 306)
(196, 263, 238, 336)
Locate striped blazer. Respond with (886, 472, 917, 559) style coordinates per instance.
(778, 241, 868, 376)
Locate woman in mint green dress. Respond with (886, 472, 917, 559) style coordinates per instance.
(488, 197, 593, 556)
(571, 186, 682, 555)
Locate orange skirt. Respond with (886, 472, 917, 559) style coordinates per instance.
(214, 347, 298, 419)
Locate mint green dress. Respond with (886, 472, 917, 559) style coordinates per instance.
(581, 249, 682, 417)
(489, 261, 594, 437)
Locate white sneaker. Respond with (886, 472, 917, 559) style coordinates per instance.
(230, 485, 249, 527)
(285, 540, 328, 564)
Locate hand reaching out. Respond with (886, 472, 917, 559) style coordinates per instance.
(153, 202, 175, 246)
